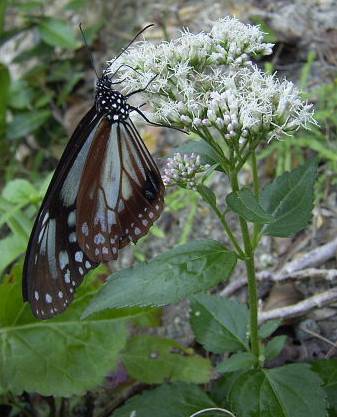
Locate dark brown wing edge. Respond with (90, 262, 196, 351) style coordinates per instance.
(22, 106, 100, 302)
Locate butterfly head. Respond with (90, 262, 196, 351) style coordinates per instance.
(95, 75, 130, 123)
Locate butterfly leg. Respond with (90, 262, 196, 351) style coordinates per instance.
(126, 74, 158, 98)
(130, 106, 187, 134)
(108, 64, 144, 84)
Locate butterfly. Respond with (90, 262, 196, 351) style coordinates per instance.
(22, 25, 166, 320)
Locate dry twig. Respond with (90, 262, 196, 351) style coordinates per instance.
(258, 288, 337, 324)
(221, 237, 337, 297)
(221, 237, 337, 323)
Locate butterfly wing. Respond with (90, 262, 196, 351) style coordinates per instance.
(76, 120, 164, 263)
(23, 106, 106, 319)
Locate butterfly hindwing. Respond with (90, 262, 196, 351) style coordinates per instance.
(22, 107, 105, 319)
(76, 120, 164, 263)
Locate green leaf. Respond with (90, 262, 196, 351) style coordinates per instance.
(190, 294, 249, 353)
(2, 179, 38, 204)
(112, 383, 216, 417)
(8, 79, 34, 109)
(0, 63, 10, 136)
(259, 319, 282, 339)
(261, 159, 317, 237)
(228, 364, 326, 417)
(7, 110, 51, 140)
(264, 335, 287, 361)
(0, 278, 127, 397)
(122, 335, 212, 384)
(175, 140, 225, 171)
(312, 359, 337, 413)
(0, 234, 26, 275)
(226, 188, 274, 224)
(38, 17, 80, 49)
(217, 352, 256, 373)
(84, 240, 237, 317)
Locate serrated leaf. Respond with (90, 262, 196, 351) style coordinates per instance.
(261, 159, 317, 237)
(228, 364, 327, 417)
(0, 278, 127, 397)
(259, 319, 282, 339)
(312, 359, 337, 413)
(175, 140, 225, 171)
(2, 179, 38, 204)
(264, 335, 287, 361)
(190, 294, 249, 353)
(226, 188, 274, 224)
(84, 240, 237, 317)
(122, 335, 212, 384)
(112, 383, 216, 417)
(7, 110, 51, 140)
(38, 17, 80, 49)
(217, 352, 256, 373)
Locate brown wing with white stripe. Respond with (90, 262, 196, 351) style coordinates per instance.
(76, 120, 164, 263)
(22, 107, 103, 319)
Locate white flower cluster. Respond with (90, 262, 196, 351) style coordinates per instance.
(162, 153, 210, 190)
(107, 17, 315, 142)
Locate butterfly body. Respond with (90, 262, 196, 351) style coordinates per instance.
(23, 72, 165, 320)
(95, 75, 130, 122)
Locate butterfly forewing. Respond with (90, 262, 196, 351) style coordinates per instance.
(23, 107, 104, 319)
(76, 121, 164, 263)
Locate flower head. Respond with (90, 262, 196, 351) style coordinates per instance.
(107, 17, 315, 144)
(162, 153, 210, 190)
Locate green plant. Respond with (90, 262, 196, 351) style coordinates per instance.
(1, 13, 337, 417)
(82, 17, 333, 417)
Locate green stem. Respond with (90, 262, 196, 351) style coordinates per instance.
(213, 206, 245, 259)
(251, 151, 259, 198)
(230, 171, 260, 361)
(235, 139, 260, 172)
(198, 187, 245, 258)
(251, 150, 261, 247)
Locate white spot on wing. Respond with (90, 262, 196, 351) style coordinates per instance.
(68, 232, 77, 242)
(81, 222, 89, 236)
(46, 293, 52, 304)
(64, 269, 71, 283)
(94, 233, 105, 244)
(34, 291, 39, 301)
(59, 251, 69, 270)
(67, 211, 76, 227)
(75, 251, 83, 262)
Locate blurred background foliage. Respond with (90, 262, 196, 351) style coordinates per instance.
(1, 0, 337, 415)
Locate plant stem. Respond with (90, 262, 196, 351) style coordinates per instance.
(251, 150, 261, 247)
(230, 171, 260, 361)
(251, 151, 259, 198)
(213, 206, 245, 259)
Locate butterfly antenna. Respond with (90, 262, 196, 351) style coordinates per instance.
(110, 23, 154, 65)
(79, 23, 99, 78)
